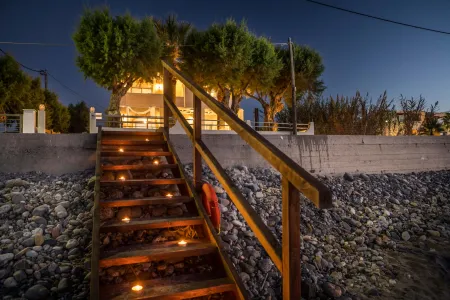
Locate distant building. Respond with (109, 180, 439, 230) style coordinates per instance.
(119, 77, 244, 129)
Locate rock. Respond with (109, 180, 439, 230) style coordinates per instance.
(255, 192, 264, 198)
(66, 239, 79, 249)
(0, 253, 14, 266)
(152, 206, 167, 217)
(131, 207, 142, 218)
(32, 205, 49, 217)
(323, 282, 343, 298)
(5, 178, 29, 188)
(31, 216, 47, 225)
(167, 207, 183, 217)
(219, 198, 230, 206)
(72, 183, 82, 192)
(14, 259, 31, 270)
(57, 278, 70, 293)
(213, 186, 225, 194)
(117, 207, 132, 220)
(360, 173, 370, 181)
(343, 172, 354, 181)
(54, 193, 62, 201)
(427, 230, 441, 237)
(22, 237, 35, 247)
(401, 231, 411, 241)
(232, 220, 243, 227)
(3, 277, 17, 288)
(11, 192, 26, 204)
(24, 284, 49, 300)
(100, 207, 114, 220)
(26, 250, 38, 258)
(221, 220, 233, 231)
(240, 262, 255, 274)
(258, 258, 273, 272)
(13, 270, 27, 282)
(240, 272, 251, 282)
(34, 234, 44, 246)
(55, 205, 68, 218)
(0, 204, 12, 214)
(52, 225, 61, 238)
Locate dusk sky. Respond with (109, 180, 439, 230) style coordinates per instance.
(1, 0, 449, 120)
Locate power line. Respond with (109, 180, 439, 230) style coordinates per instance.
(0, 41, 71, 46)
(305, 0, 450, 35)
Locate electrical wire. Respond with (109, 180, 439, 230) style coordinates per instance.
(305, 0, 450, 35)
(0, 41, 71, 46)
(0, 47, 41, 73)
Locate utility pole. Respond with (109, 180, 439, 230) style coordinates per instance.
(39, 69, 48, 90)
(288, 38, 297, 135)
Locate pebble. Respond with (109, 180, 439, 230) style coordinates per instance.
(24, 284, 49, 300)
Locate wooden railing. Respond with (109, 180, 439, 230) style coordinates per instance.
(162, 60, 332, 299)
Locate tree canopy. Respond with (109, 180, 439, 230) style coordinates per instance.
(68, 101, 90, 133)
(73, 8, 162, 114)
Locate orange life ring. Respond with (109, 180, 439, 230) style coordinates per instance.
(201, 183, 221, 232)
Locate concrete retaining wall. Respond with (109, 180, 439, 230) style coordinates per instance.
(0, 134, 97, 175)
(171, 134, 450, 174)
(0, 134, 449, 175)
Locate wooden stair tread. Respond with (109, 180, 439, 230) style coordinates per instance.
(103, 276, 235, 300)
(99, 240, 216, 268)
(101, 196, 192, 207)
(101, 151, 172, 157)
(102, 131, 163, 136)
(102, 140, 166, 146)
(100, 178, 185, 185)
(102, 164, 178, 171)
(100, 216, 203, 232)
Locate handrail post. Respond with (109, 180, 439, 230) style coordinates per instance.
(163, 67, 173, 130)
(193, 95, 202, 191)
(282, 177, 301, 299)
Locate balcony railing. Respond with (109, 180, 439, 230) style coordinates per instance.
(0, 114, 22, 133)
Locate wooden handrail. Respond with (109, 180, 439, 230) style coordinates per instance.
(162, 60, 332, 299)
(162, 60, 331, 208)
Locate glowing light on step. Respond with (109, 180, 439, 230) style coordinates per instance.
(145, 138, 149, 142)
(153, 159, 159, 165)
(119, 176, 126, 181)
(178, 240, 187, 246)
(166, 193, 173, 198)
(132, 284, 143, 292)
(122, 217, 130, 223)
(118, 148, 124, 152)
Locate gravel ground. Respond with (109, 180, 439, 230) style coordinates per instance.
(185, 165, 450, 300)
(1, 167, 449, 300)
(0, 170, 94, 300)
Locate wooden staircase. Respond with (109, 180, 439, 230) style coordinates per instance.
(90, 129, 247, 300)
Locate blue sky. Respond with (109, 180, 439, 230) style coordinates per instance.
(1, 0, 449, 120)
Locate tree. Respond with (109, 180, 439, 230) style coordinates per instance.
(399, 95, 426, 135)
(0, 54, 44, 114)
(73, 8, 162, 114)
(155, 14, 192, 102)
(43, 90, 71, 133)
(68, 101, 90, 133)
(420, 101, 442, 135)
(442, 112, 450, 132)
(247, 44, 325, 130)
(182, 19, 253, 113)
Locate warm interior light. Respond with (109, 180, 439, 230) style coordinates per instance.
(119, 176, 126, 181)
(132, 284, 143, 292)
(153, 160, 159, 165)
(154, 83, 163, 91)
(122, 217, 130, 223)
(166, 193, 173, 198)
(178, 240, 187, 246)
(118, 148, 124, 152)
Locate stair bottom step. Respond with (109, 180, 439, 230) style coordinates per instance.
(100, 274, 235, 300)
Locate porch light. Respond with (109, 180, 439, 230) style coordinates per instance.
(90, 107, 95, 113)
(39, 104, 45, 111)
(132, 284, 143, 292)
(178, 240, 187, 247)
(122, 217, 130, 223)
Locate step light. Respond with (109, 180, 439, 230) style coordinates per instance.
(121, 217, 130, 223)
(178, 240, 187, 247)
(145, 138, 149, 142)
(118, 176, 126, 181)
(118, 148, 124, 152)
(132, 284, 143, 292)
(153, 159, 159, 165)
(166, 193, 173, 198)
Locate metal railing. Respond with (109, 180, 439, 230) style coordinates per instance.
(96, 115, 175, 129)
(0, 114, 22, 133)
(162, 60, 331, 299)
(250, 121, 310, 132)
